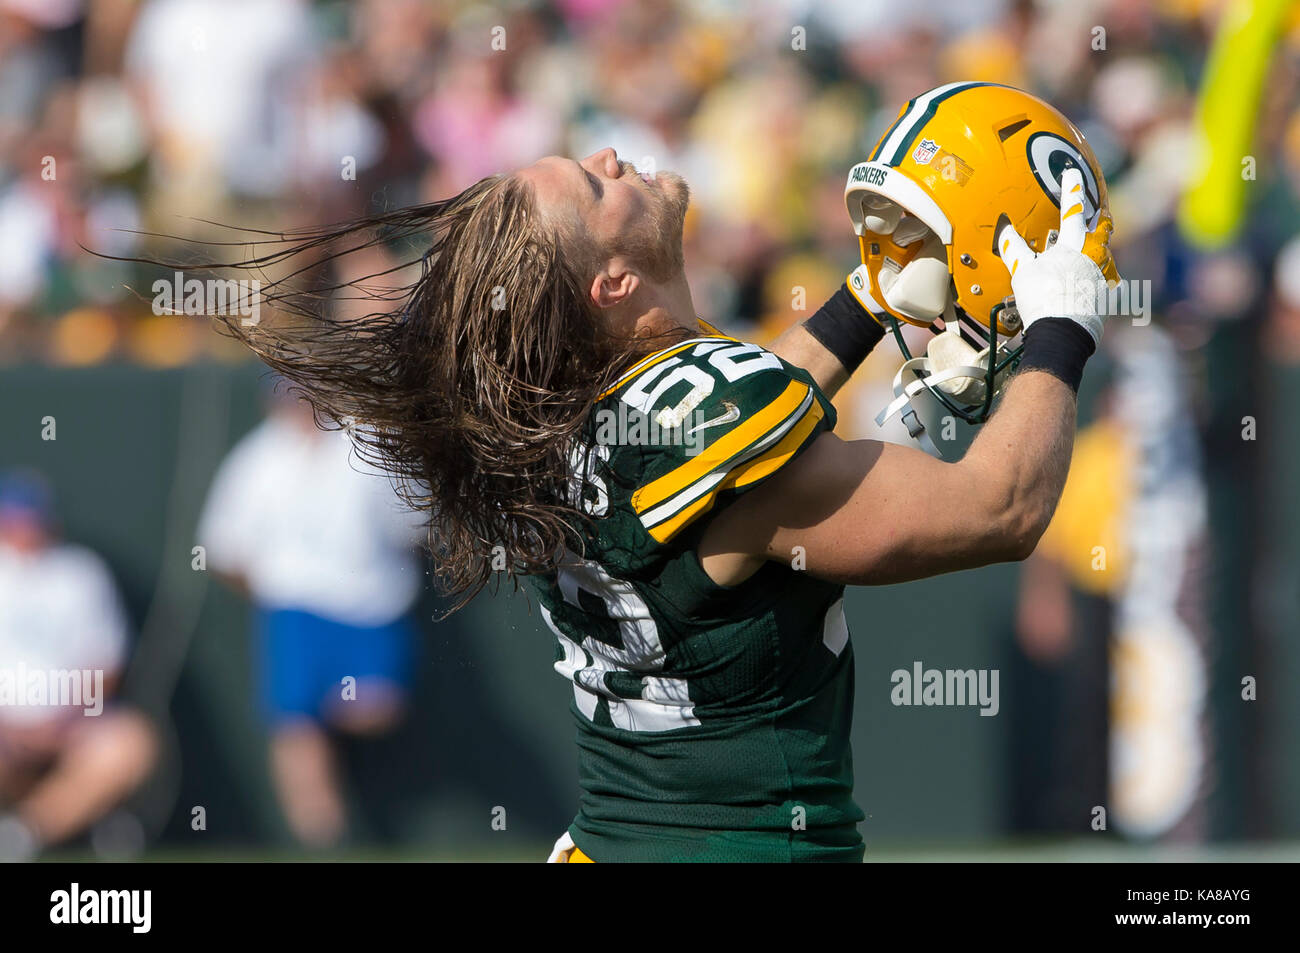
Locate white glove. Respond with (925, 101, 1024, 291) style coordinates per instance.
(996, 168, 1106, 346)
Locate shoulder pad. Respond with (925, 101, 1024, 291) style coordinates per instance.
(602, 336, 835, 543)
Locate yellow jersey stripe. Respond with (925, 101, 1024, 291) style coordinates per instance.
(643, 395, 824, 543)
(632, 379, 810, 514)
(726, 398, 825, 491)
(696, 319, 735, 340)
(597, 341, 698, 401)
(646, 487, 720, 543)
(637, 386, 814, 533)
(596, 322, 735, 401)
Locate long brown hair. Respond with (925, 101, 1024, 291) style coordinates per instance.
(169, 174, 670, 611)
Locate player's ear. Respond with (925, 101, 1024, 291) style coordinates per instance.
(589, 259, 640, 309)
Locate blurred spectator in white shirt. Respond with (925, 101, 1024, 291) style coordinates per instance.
(0, 470, 156, 861)
(197, 385, 425, 848)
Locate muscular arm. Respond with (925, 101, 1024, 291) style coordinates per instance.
(698, 365, 1078, 586)
(766, 275, 887, 399)
(767, 323, 852, 398)
(719, 167, 1108, 588)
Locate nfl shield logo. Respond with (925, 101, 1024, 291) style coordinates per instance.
(912, 138, 939, 165)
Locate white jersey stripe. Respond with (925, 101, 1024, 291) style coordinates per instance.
(639, 386, 815, 531)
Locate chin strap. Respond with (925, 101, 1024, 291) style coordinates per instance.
(875, 358, 991, 458)
(900, 410, 941, 459)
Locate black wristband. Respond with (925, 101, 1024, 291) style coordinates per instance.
(1017, 318, 1096, 394)
(802, 282, 887, 374)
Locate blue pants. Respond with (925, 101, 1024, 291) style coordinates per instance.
(255, 607, 415, 726)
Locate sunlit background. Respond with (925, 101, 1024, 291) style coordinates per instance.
(1, 0, 1299, 860)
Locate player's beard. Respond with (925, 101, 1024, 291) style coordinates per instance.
(621, 170, 690, 284)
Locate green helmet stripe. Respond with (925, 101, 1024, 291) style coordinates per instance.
(869, 97, 916, 162)
(881, 81, 1004, 167)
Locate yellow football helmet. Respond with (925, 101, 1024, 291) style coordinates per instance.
(845, 82, 1117, 455)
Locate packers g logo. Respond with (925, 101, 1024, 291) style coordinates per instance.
(1025, 132, 1100, 224)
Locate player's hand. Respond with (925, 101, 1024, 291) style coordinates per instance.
(996, 168, 1110, 346)
(845, 264, 887, 328)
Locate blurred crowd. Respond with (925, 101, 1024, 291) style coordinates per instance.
(1, 0, 1298, 377)
(3, 0, 1300, 853)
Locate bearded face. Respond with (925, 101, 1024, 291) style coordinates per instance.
(518, 149, 691, 290)
(613, 162, 691, 283)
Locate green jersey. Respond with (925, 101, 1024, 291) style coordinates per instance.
(531, 326, 864, 862)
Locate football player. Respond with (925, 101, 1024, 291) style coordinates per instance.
(213, 83, 1116, 862)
